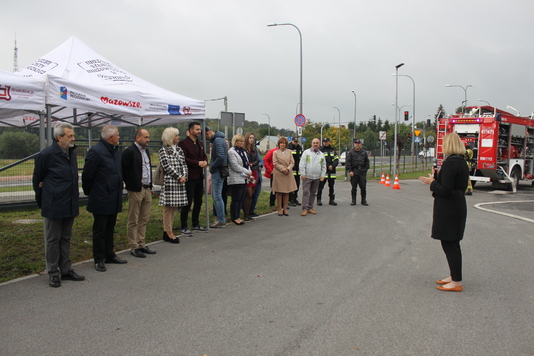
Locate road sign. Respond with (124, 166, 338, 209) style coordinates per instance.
(427, 135, 435, 143)
(297, 126, 302, 136)
(294, 114, 306, 127)
(414, 137, 421, 143)
(414, 129, 421, 137)
(379, 131, 386, 140)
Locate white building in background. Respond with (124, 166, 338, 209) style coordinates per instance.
(258, 135, 279, 154)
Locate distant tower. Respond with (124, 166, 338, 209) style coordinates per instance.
(13, 35, 19, 72)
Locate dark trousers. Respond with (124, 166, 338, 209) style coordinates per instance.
(44, 217, 74, 275)
(317, 177, 335, 199)
(441, 240, 462, 282)
(181, 178, 203, 228)
(250, 173, 262, 214)
(350, 174, 367, 200)
(269, 176, 277, 207)
(230, 184, 246, 220)
(290, 173, 300, 202)
(93, 213, 118, 263)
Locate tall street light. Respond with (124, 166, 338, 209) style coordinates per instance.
(477, 99, 491, 107)
(262, 113, 271, 150)
(394, 63, 404, 179)
(392, 73, 415, 172)
(268, 23, 303, 115)
(333, 106, 341, 153)
(351, 90, 357, 142)
(446, 84, 473, 113)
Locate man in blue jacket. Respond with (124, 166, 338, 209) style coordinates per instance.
(33, 122, 85, 287)
(82, 125, 127, 272)
(205, 127, 228, 228)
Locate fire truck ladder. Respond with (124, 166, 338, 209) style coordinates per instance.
(436, 119, 448, 161)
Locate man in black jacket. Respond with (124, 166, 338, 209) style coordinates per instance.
(346, 139, 370, 206)
(287, 136, 302, 206)
(122, 128, 157, 258)
(317, 137, 339, 206)
(33, 122, 85, 287)
(82, 125, 127, 272)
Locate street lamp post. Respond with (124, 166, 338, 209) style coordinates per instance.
(333, 106, 341, 154)
(268, 23, 303, 116)
(351, 91, 357, 142)
(446, 84, 473, 113)
(393, 74, 415, 172)
(262, 113, 271, 150)
(393, 63, 404, 179)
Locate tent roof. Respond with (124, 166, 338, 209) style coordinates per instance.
(0, 70, 46, 126)
(2, 36, 204, 128)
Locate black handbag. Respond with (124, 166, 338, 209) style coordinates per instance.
(219, 164, 229, 178)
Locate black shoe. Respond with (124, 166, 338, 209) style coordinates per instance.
(329, 200, 338, 206)
(361, 200, 369, 206)
(139, 246, 156, 254)
(317, 199, 323, 206)
(163, 231, 170, 242)
(49, 275, 61, 287)
(289, 201, 297, 207)
(351, 200, 356, 206)
(249, 213, 259, 218)
(181, 227, 193, 235)
(192, 225, 208, 232)
(95, 262, 106, 272)
(131, 249, 146, 258)
(61, 269, 85, 281)
(105, 256, 128, 264)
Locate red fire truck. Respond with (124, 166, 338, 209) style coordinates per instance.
(436, 106, 534, 192)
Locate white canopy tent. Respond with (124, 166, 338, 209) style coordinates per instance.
(0, 70, 46, 126)
(2, 36, 204, 130)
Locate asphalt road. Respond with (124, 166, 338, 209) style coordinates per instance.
(1, 179, 533, 355)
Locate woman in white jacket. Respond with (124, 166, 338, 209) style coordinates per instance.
(227, 134, 252, 225)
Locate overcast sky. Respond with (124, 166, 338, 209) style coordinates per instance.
(2, 0, 533, 131)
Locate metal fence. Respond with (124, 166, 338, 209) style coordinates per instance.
(0, 140, 162, 210)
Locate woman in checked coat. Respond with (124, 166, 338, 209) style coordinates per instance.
(159, 127, 188, 243)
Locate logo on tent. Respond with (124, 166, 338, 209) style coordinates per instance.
(0, 85, 12, 101)
(60, 87, 68, 100)
(168, 105, 182, 115)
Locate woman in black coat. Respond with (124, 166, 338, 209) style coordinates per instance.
(420, 133, 469, 292)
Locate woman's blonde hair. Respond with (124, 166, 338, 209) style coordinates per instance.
(442, 133, 465, 156)
(161, 127, 179, 147)
(232, 134, 245, 147)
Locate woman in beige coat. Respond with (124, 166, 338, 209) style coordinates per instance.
(272, 137, 298, 216)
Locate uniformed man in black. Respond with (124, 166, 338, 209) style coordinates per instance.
(317, 137, 338, 206)
(346, 139, 370, 206)
(287, 136, 303, 206)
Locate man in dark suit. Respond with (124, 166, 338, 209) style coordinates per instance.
(82, 125, 127, 272)
(33, 122, 85, 287)
(122, 128, 156, 258)
(178, 122, 208, 234)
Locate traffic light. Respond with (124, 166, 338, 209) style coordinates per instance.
(404, 111, 409, 121)
(373, 115, 376, 123)
(407, 133, 412, 143)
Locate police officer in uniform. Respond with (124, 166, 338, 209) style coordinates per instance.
(346, 139, 369, 206)
(288, 136, 303, 206)
(317, 137, 338, 206)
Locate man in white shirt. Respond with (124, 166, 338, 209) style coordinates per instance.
(299, 138, 326, 216)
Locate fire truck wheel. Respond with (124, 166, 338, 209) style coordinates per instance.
(508, 167, 521, 191)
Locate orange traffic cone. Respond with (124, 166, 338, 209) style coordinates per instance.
(384, 175, 391, 187)
(392, 174, 401, 190)
(379, 173, 385, 184)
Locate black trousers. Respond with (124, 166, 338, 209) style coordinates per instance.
(93, 213, 118, 263)
(230, 184, 246, 220)
(350, 174, 367, 199)
(317, 177, 335, 199)
(289, 174, 300, 202)
(441, 240, 462, 282)
(181, 178, 204, 228)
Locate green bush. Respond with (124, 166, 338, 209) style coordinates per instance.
(0, 131, 39, 159)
